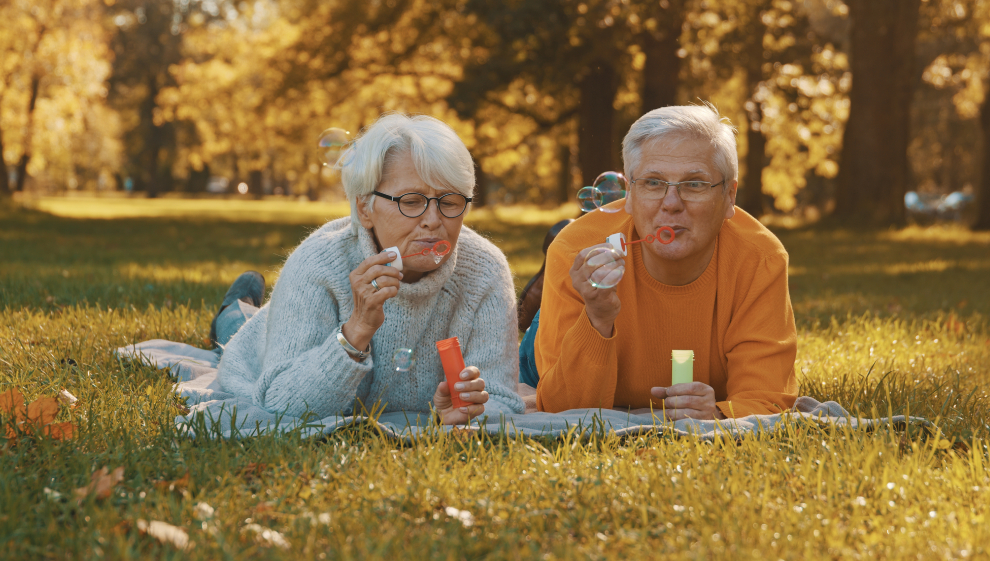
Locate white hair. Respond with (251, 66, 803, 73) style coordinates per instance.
(338, 113, 475, 231)
(621, 102, 738, 185)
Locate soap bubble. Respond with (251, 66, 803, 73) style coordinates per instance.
(393, 348, 415, 373)
(592, 171, 627, 213)
(578, 186, 603, 213)
(584, 246, 625, 289)
(433, 254, 442, 265)
(317, 127, 350, 167)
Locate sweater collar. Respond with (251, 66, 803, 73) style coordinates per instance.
(351, 219, 458, 301)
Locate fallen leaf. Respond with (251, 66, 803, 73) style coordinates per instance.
(138, 519, 190, 550)
(27, 397, 59, 427)
(156, 472, 190, 494)
(240, 462, 267, 481)
(44, 422, 75, 440)
(58, 389, 79, 407)
(74, 466, 125, 503)
(0, 388, 27, 422)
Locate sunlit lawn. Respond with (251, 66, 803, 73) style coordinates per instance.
(2, 197, 989, 559)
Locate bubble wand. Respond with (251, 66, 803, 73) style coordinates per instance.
(383, 240, 452, 271)
(606, 226, 675, 256)
(586, 227, 676, 290)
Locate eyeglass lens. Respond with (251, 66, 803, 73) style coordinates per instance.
(396, 193, 469, 218)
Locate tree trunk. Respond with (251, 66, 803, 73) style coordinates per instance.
(473, 156, 488, 206)
(834, 0, 920, 225)
(740, 10, 769, 217)
(14, 73, 41, 192)
(556, 142, 571, 203)
(742, 114, 767, 217)
(641, 0, 684, 112)
(578, 60, 618, 187)
(974, 80, 990, 230)
(141, 73, 164, 198)
(249, 169, 263, 199)
(0, 124, 9, 197)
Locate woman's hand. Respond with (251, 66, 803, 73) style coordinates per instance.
(433, 366, 488, 425)
(341, 251, 403, 355)
(650, 382, 725, 420)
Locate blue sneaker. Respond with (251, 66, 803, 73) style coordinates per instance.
(210, 271, 265, 348)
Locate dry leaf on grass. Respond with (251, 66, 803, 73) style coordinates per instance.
(74, 466, 125, 503)
(1, 388, 76, 442)
(138, 519, 190, 550)
(58, 389, 79, 407)
(155, 472, 191, 494)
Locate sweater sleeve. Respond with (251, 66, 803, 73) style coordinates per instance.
(717, 252, 799, 417)
(459, 254, 525, 416)
(254, 246, 374, 418)
(535, 240, 620, 412)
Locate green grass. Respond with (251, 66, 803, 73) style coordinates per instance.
(2, 197, 990, 559)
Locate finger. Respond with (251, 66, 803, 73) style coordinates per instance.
(665, 408, 705, 421)
(458, 390, 489, 405)
(353, 251, 400, 276)
(435, 381, 451, 399)
(368, 274, 402, 290)
(458, 404, 485, 418)
(664, 395, 709, 410)
(664, 382, 713, 397)
(452, 379, 485, 393)
(650, 387, 669, 400)
(362, 264, 404, 282)
(364, 285, 399, 306)
(458, 366, 481, 381)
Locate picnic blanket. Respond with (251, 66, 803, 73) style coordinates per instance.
(117, 340, 928, 441)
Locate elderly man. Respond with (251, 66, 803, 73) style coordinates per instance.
(534, 104, 798, 418)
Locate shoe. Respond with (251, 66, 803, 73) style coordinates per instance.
(517, 219, 573, 331)
(210, 271, 265, 348)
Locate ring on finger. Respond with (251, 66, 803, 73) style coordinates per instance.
(371, 278, 381, 292)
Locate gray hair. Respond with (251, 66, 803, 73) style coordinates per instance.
(621, 102, 738, 185)
(338, 113, 475, 231)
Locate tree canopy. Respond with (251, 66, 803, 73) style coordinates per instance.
(1, 0, 988, 227)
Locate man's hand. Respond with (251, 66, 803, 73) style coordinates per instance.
(569, 244, 624, 338)
(651, 382, 725, 420)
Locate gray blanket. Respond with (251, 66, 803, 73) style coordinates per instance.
(117, 340, 926, 441)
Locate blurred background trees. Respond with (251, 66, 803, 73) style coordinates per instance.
(1, 0, 988, 228)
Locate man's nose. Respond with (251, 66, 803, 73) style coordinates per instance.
(660, 186, 685, 212)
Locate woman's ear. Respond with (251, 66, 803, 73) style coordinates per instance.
(355, 196, 376, 229)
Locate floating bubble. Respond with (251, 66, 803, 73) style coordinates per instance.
(317, 127, 351, 167)
(584, 246, 625, 289)
(592, 171, 627, 213)
(393, 348, 415, 373)
(578, 186, 603, 213)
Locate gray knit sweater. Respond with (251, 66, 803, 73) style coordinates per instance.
(216, 216, 525, 418)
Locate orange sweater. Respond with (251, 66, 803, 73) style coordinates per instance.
(535, 205, 798, 417)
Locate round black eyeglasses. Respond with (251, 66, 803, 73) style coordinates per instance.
(372, 191, 473, 219)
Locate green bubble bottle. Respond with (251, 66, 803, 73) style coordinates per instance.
(671, 350, 694, 385)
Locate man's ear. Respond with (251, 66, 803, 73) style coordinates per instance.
(355, 196, 376, 229)
(723, 180, 738, 220)
(624, 189, 635, 215)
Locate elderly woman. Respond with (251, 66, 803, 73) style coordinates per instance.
(212, 113, 525, 423)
